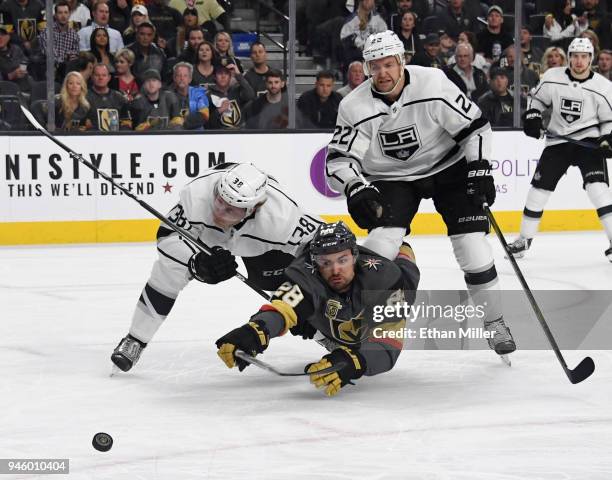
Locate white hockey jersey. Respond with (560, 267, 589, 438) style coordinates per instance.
(529, 67, 612, 146)
(326, 66, 492, 194)
(169, 165, 322, 258)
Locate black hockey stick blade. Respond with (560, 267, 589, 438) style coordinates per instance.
(235, 351, 346, 377)
(567, 356, 595, 384)
(544, 130, 598, 149)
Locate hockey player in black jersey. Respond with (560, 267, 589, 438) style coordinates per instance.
(326, 30, 515, 359)
(215, 221, 420, 396)
(508, 37, 612, 262)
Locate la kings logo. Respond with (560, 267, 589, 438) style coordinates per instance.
(560, 98, 583, 124)
(378, 125, 421, 161)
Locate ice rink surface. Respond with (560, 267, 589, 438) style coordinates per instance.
(1, 231, 611, 479)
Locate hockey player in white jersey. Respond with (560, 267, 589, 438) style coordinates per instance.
(111, 162, 322, 372)
(508, 37, 612, 261)
(326, 30, 515, 357)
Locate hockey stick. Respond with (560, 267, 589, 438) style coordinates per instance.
(483, 204, 595, 384)
(234, 351, 346, 377)
(544, 130, 599, 149)
(19, 104, 270, 301)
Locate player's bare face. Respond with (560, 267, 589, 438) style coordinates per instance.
(570, 52, 591, 77)
(315, 250, 356, 293)
(369, 56, 403, 97)
(212, 195, 247, 229)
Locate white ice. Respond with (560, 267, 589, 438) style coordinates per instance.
(1, 231, 611, 480)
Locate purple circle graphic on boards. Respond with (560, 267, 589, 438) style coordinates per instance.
(310, 146, 341, 198)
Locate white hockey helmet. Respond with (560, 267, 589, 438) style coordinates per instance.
(362, 30, 406, 75)
(216, 163, 268, 214)
(568, 37, 594, 57)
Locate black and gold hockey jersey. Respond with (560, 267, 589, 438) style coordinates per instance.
(130, 90, 183, 131)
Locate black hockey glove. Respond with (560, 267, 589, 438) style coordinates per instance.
(522, 109, 543, 139)
(188, 246, 237, 284)
(289, 317, 317, 340)
(304, 346, 366, 396)
(467, 160, 496, 207)
(346, 181, 383, 230)
(215, 320, 270, 371)
(597, 133, 612, 158)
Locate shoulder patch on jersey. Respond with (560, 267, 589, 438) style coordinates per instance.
(560, 97, 583, 124)
(377, 124, 422, 161)
(361, 257, 382, 270)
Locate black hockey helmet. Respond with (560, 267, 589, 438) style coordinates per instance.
(309, 221, 358, 264)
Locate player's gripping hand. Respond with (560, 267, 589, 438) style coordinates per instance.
(188, 246, 237, 284)
(290, 317, 317, 340)
(346, 181, 383, 230)
(305, 346, 365, 396)
(597, 133, 612, 157)
(215, 320, 270, 371)
(522, 109, 543, 139)
(467, 160, 496, 207)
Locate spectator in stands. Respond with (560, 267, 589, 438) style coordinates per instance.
(297, 70, 342, 129)
(177, 27, 204, 63)
(389, 0, 428, 31)
(439, 0, 477, 41)
(580, 29, 601, 57)
(67, 0, 91, 32)
(86, 63, 131, 131)
(169, 0, 229, 32)
(576, 0, 610, 50)
(447, 30, 489, 72)
(207, 62, 255, 129)
(476, 6, 513, 63)
(110, 47, 139, 101)
(130, 69, 183, 130)
(477, 67, 524, 127)
(0, 22, 31, 91)
(412, 33, 445, 68)
(500, 45, 539, 95)
(36, 1, 79, 73)
(519, 26, 543, 70)
(170, 61, 209, 130)
(595, 49, 611, 79)
(123, 5, 149, 46)
(246, 69, 288, 130)
(214, 31, 243, 73)
(244, 41, 270, 97)
(395, 11, 421, 60)
(147, 0, 182, 55)
(191, 40, 217, 88)
(337, 61, 365, 97)
(175, 9, 202, 58)
(66, 51, 96, 83)
(340, 0, 388, 65)
(444, 43, 487, 101)
(541, 45, 567, 74)
(106, 0, 131, 34)
(128, 22, 166, 84)
(0, 0, 44, 52)
(89, 27, 115, 73)
(56, 71, 91, 130)
(543, 0, 588, 44)
(439, 31, 457, 65)
(79, 1, 124, 53)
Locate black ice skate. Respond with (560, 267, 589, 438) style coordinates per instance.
(606, 245, 612, 263)
(506, 237, 532, 259)
(484, 317, 516, 357)
(111, 335, 146, 372)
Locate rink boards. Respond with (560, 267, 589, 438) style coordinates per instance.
(0, 131, 605, 245)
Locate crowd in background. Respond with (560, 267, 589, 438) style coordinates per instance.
(0, 0, 611, 131)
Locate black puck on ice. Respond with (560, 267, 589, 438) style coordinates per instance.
(92, 432, 113, 452)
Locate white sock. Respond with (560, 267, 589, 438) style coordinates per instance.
(586, 182, 612, 242)
(520, 187, 552, 239)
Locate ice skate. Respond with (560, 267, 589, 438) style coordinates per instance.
(505, 237, 532, 259)
(484, 317, 516, 366)
(605, 245, 612, 263)
(111, 335, 146, 373)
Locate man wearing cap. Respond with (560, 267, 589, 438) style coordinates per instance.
(411, 33, 445, 68)
(0, 17, 32, 91)
(78, 0, 124, 53)
(207, 62, 255, 129)
(127, 21, 166, 84)
(519, 25, 543, 68)
(444, 42, 487, 101)
(476, 5, 513, 63)
(130, 68, 183, 130)
(477, 67, 523, 127)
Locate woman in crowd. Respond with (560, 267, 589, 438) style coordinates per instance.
(396, 11, 421, 61)
(111, 48, 140, 102)
(540, 45, 567, 74)
(89, 27, 115, 73)
(56, 71, 91, 131)
(214, 31, 243, 73)
(123, 5, 150, 45)
(191, 41, 217, 88)
(543, 0, 588, 43)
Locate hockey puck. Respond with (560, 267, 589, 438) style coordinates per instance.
(92, 432, 113, 452)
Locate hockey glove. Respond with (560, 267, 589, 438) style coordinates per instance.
(522, 109, 543, 139)
(289, 317, 317, 340)
(188, 246, 237, 284)
(467, 160, 496, 207)
(346, 181, 383, 230)
(598, 133, 612, 158)
(305, 346, 365, 397)
(215, 320, 270, 371)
